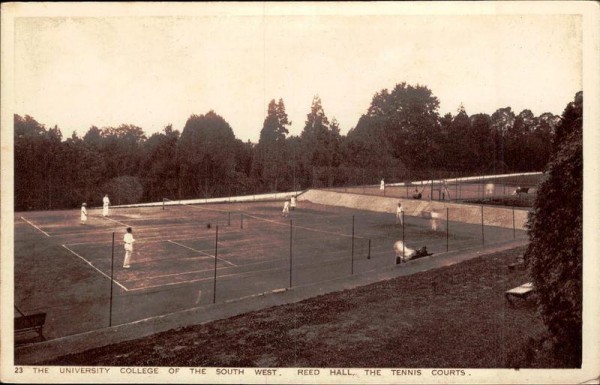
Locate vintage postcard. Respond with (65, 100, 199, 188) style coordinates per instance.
(1, 2, 599, 384)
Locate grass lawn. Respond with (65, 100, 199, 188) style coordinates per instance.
(44, 245, 552, 368)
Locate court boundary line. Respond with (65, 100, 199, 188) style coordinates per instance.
(62, 244, 129, 291)
(168, 240, 236, 266)
(102, 216, 130, 227)
(20, 217, 50, 237)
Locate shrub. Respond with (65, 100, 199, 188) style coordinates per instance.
(524, 92, 582, 367)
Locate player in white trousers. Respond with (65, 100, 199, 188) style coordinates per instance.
(396, 202, 404, 225)
(80, 203, 88, 225)
(282, 200, 290, 218)
(431, 209, 440, 231)
(123, 227, 135, 268)
(102, 194, 110, 217)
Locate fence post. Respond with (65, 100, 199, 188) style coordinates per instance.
(213, 225, 219, 304)
(402, 211, 405, 257)
(289, 220, 293, 288)
(351, 215, 355, 275)
(367, 239, 371, 259)
(109, 232, 115, 327)
(481, 205, 485, 245)
(446, 208, 449, 252)
(512, 206, 516, 239)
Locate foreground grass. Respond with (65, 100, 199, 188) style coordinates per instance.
(45, 246, 552, 367)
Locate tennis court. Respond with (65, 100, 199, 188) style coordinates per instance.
(14, 197, 528, 341)
(330, 173, 543, 201)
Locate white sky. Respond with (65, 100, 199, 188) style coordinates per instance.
(11, 4, 582, 142)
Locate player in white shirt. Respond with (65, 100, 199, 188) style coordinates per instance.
(123, 227, 135, 268)
(290, 196, 297, 211)
(380, 179, 385, 191)
(282, 200, 290, 218)
(431, 209, 440, 231)
(102, 194, 110, 217)
(80, 203, 88, 225)
(396, 203, 404, 225)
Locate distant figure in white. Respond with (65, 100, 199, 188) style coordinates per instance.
(102, 194, 111, 217)
(123, 227, 135, 269)
(380, 178, 385, 192)
(80, 203, 88, 225)
(485, 183, 495, 196)
(396, 202, 404, 225)
(282, 200, 290, 218)
(430, 209, 440, 231)
(393, 240, 416, 264)
(290, 196, 297, 211)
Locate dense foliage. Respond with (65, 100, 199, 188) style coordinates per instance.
(524, 92, 583, 367)
(14, 82, 564, 210)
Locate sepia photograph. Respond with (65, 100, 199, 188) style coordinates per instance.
(1, 2, 599, 384)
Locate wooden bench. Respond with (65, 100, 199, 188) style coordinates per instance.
(14, 312, 46, 343)
(505, 282, 535, 306)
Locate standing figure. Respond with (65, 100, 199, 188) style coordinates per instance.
(396, 203, 404, 225)
(80, 203, 88, 225)
(282, 200, 290, 218)
(430, 209, 440, 231)
(290, 196, 297, 211)
(102, 194, 111, 217)
(123, 227, 135, 269)
(380, 178, 385, 192)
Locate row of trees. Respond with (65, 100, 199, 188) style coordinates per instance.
(14, 82, 563, 210)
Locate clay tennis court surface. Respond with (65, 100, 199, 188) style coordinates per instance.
(14, 200, 527, 341)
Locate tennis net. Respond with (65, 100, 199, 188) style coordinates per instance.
(162, 198, 238, 226)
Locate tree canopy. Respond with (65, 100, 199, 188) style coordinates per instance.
(13, 82, 565, 210)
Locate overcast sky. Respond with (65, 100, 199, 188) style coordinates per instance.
(12, 4, 582, 142)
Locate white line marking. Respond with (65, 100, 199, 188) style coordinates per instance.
(128, 278, 209, 291)
(20, 217, 50, 237)
(168, 240, 236, 266)
(102, 216, 130, 227)
(62, 244, 128, 291)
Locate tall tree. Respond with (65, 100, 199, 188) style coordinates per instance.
(366, 82, 441, 172)
(467, 113, 495, 172)
(140, 125, 180, 201)
(177, 111, 238, 198)
(490, 107, 516, 173)
(252, 99, 291, 191)
(299, 96, 341, 187)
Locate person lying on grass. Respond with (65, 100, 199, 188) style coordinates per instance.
(393, 240, 432, 265)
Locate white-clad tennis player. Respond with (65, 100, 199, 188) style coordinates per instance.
(290, 196, 297, 211)
(80, 203, 88, 225)
(102, 194, 110, 217)
(282, 200, 290, 218)
(396, 202, 404, 225)
(123, 227, 135, 268)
